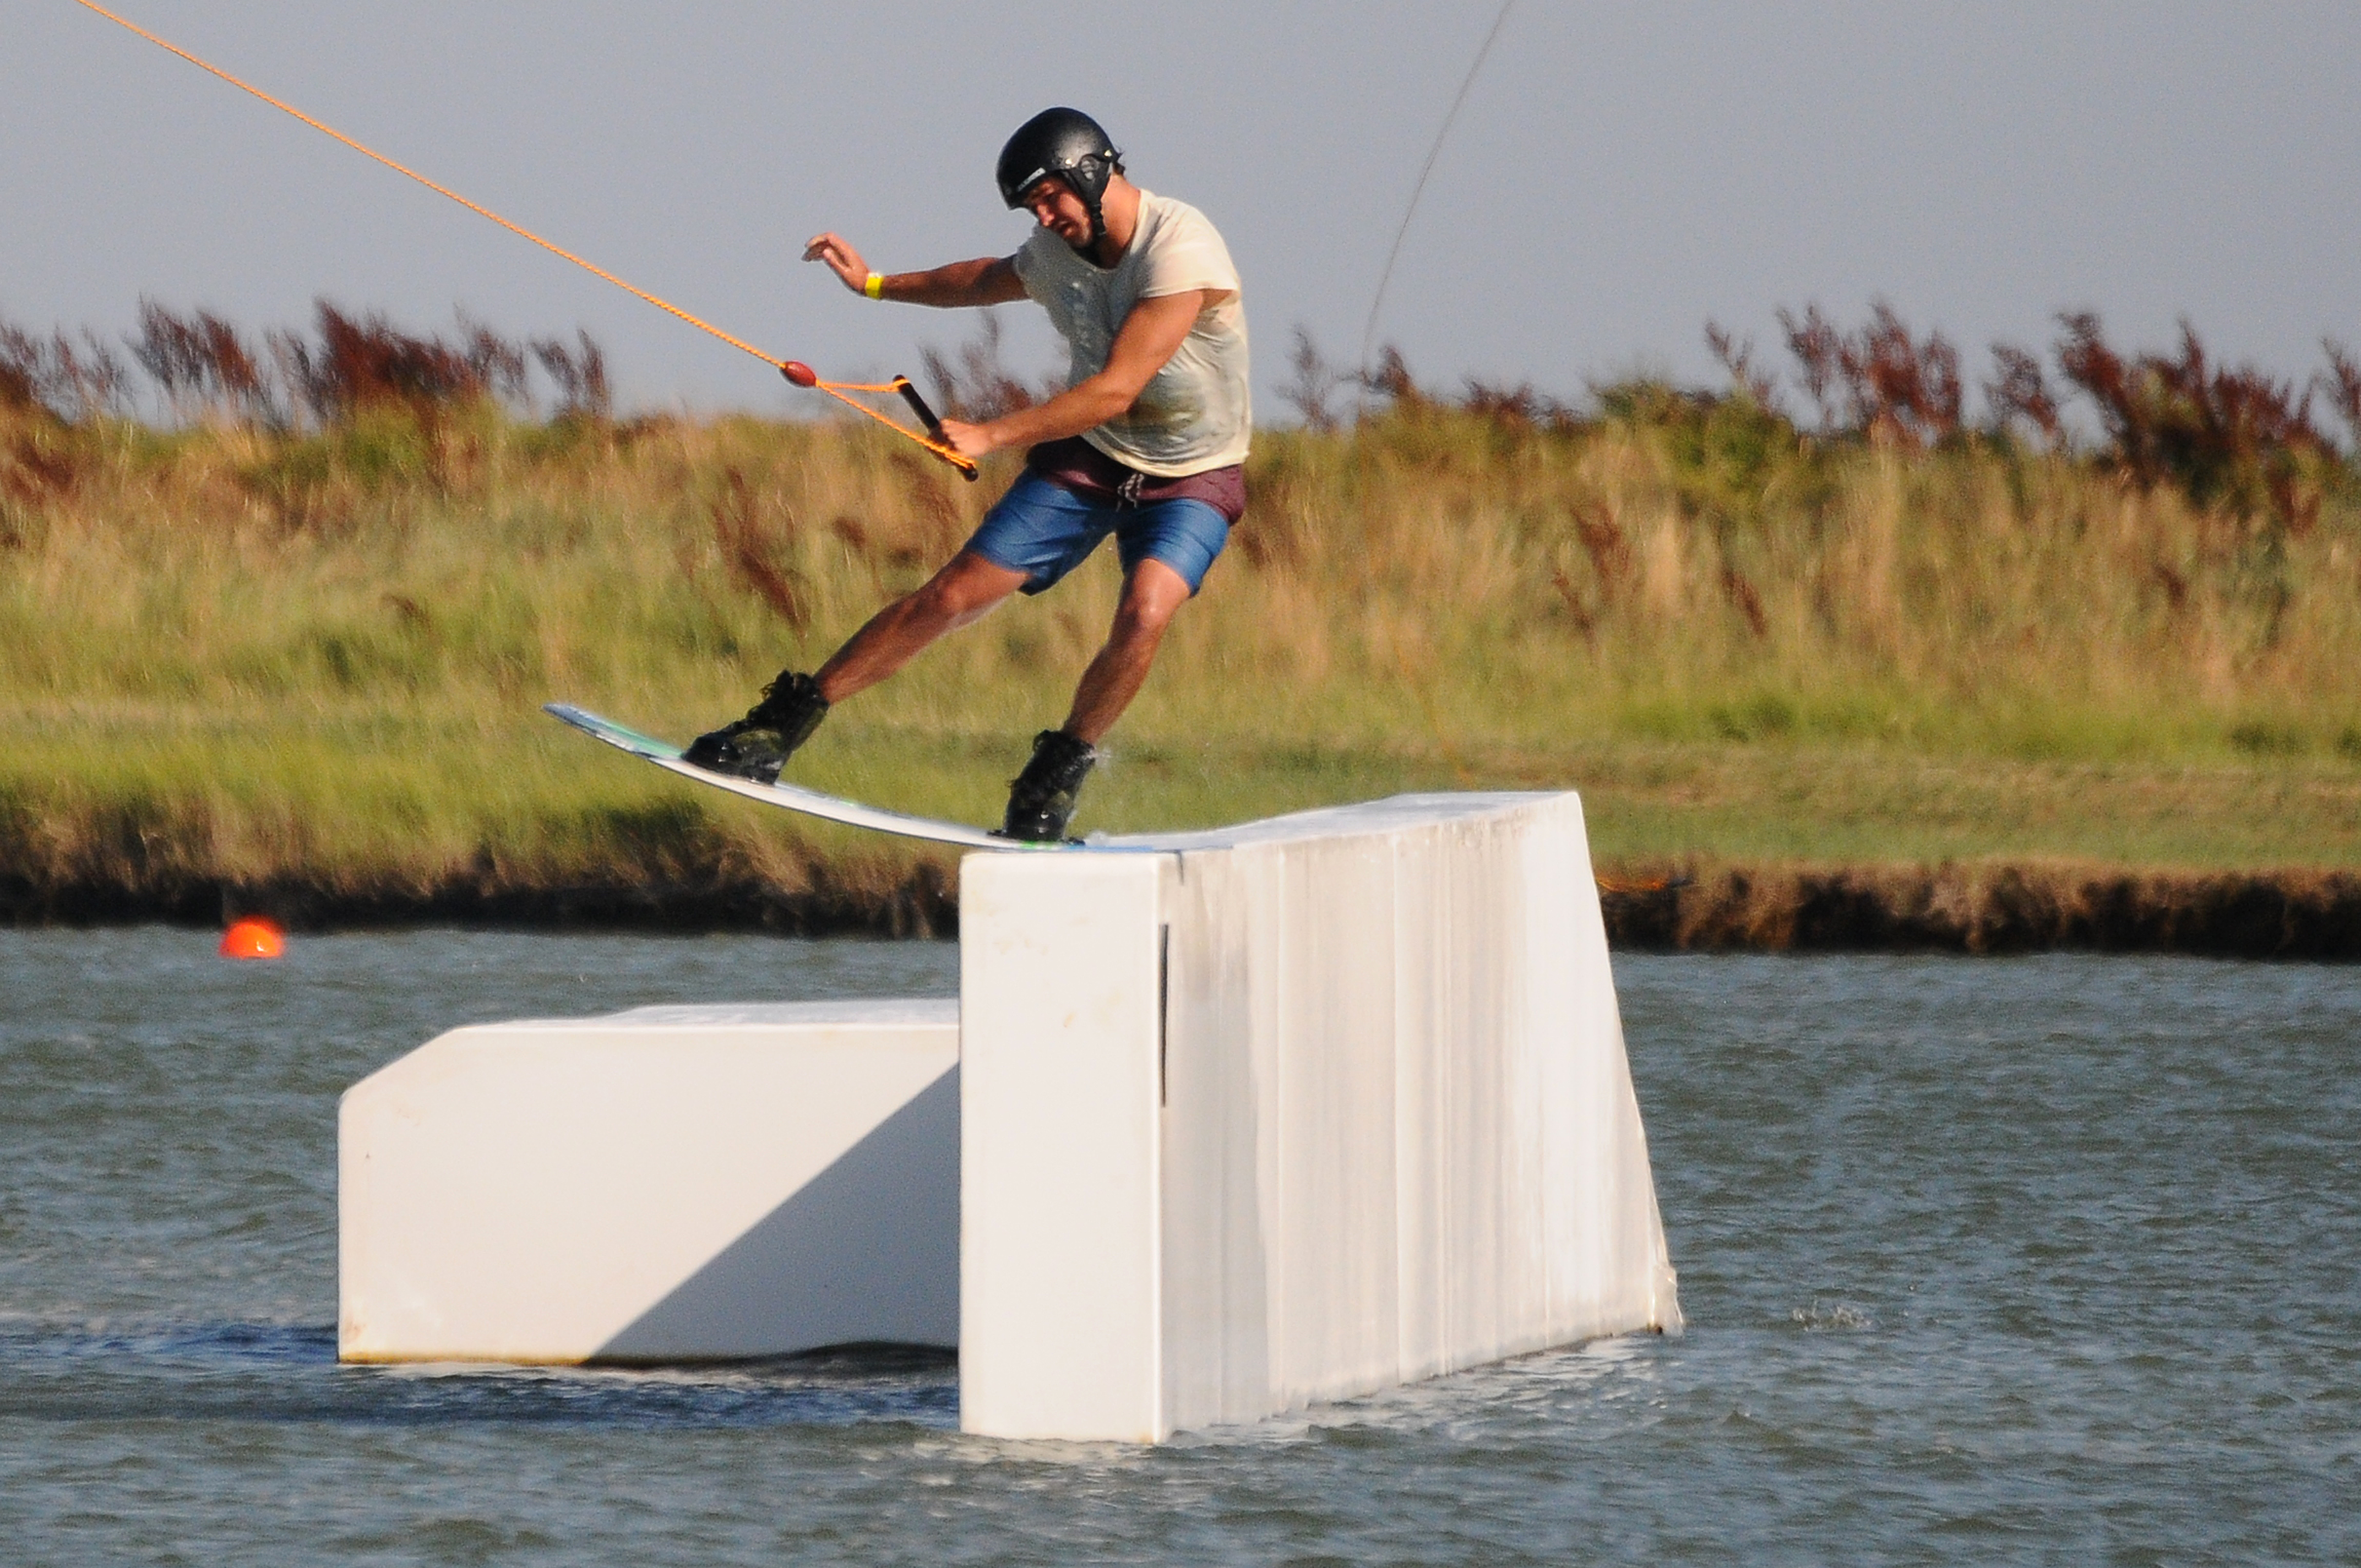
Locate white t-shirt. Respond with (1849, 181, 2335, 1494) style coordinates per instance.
(1011, 189, 1252, 477)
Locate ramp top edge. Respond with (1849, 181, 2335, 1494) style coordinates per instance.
(1094, 790, 1575, 853)
(453, 999, 961, 1032)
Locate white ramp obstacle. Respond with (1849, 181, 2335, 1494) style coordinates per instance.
(963, 792, 1682, 1441)
(338, 1000, 959, 1363)
(336, 791, 1680, 1440)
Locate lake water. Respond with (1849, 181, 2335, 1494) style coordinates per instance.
(2, 931, 2354, 1564)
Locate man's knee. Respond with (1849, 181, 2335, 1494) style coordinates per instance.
(1110, 594, 1180, 648)
(913, 551, 1022, 624)
(1111, 560, 1192, 641)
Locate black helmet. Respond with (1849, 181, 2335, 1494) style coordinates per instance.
(997, 108, 1122, 246)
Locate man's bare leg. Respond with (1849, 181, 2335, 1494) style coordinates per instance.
(1059, 558, 1193, 743)
(688, 548, 1028, 781)
(998, 558, 1190, 840)
(814, 549, 1029, 704)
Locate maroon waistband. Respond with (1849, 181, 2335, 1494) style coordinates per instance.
(1025, 436, 1247, 525)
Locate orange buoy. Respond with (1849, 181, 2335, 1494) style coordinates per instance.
(220, 917, 286, 960)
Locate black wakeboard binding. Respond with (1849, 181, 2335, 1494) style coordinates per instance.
(997, 728, 1098, 843)
(683, 670, 829, 783)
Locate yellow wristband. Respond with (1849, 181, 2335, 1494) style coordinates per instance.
(863, 271, 885, 301)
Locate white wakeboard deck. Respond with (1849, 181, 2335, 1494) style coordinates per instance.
(546, 704, 1035, 851)
(549, 704, 1558, 854)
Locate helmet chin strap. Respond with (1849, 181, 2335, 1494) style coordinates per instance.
(1071, 161, 1111, 257)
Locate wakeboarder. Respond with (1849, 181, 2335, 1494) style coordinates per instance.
(685, 108, 1252, 842)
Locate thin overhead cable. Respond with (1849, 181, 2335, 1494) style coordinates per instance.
(1360, 0, 1516, 367)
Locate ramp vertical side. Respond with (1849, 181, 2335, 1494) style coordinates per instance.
(959, 853, 1172, 1442)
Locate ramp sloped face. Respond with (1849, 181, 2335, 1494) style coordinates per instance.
(338, 1001, 959, 1364)
(959, 791, 1682, 1442)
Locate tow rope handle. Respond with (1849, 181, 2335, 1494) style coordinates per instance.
(780, 361, 978, 481)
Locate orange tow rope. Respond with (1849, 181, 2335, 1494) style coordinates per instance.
(72, 0, 978, 480)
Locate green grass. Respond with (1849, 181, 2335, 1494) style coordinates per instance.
(4, 392, 2360, 910)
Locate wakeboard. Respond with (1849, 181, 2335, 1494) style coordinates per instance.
(545, 703, 1050, 851)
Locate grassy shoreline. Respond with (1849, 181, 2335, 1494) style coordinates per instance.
(7, 361, 2360, 952)
(13, 828, 2360, 959)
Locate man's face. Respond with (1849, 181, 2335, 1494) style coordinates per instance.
(1020, 177, 1094, 247)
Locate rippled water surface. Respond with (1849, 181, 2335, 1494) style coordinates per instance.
(2, 931, 2355, 1564)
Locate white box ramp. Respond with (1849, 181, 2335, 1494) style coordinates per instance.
(339, 791, 1680, 1441)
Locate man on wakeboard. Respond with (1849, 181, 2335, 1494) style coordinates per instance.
(686, 107, 1251, 842)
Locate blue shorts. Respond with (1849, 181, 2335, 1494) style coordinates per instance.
(965, 473, 1231, 597)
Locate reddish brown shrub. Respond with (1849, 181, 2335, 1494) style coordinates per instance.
(129, 300, 273, 422)
(2054, 312, 2332, 521)
(1776, 301, 1962, 448)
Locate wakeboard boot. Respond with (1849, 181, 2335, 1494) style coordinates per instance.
(683, 670, 829, 783)
(997, 728, 1098, 843)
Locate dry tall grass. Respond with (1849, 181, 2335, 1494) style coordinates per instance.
(4, 302, 2360, 923)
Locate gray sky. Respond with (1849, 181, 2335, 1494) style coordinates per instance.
(6, 1, 2355, 420)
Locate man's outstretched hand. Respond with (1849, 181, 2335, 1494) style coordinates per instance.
(804, 233, 869, 293)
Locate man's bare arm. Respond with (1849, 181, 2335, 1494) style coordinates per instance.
(941, 290, 1214, 458)
(803, 233, 1026, 307)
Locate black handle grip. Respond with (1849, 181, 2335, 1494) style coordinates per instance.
(892, 375, 979, 481)
(893, 376, 945, 436)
